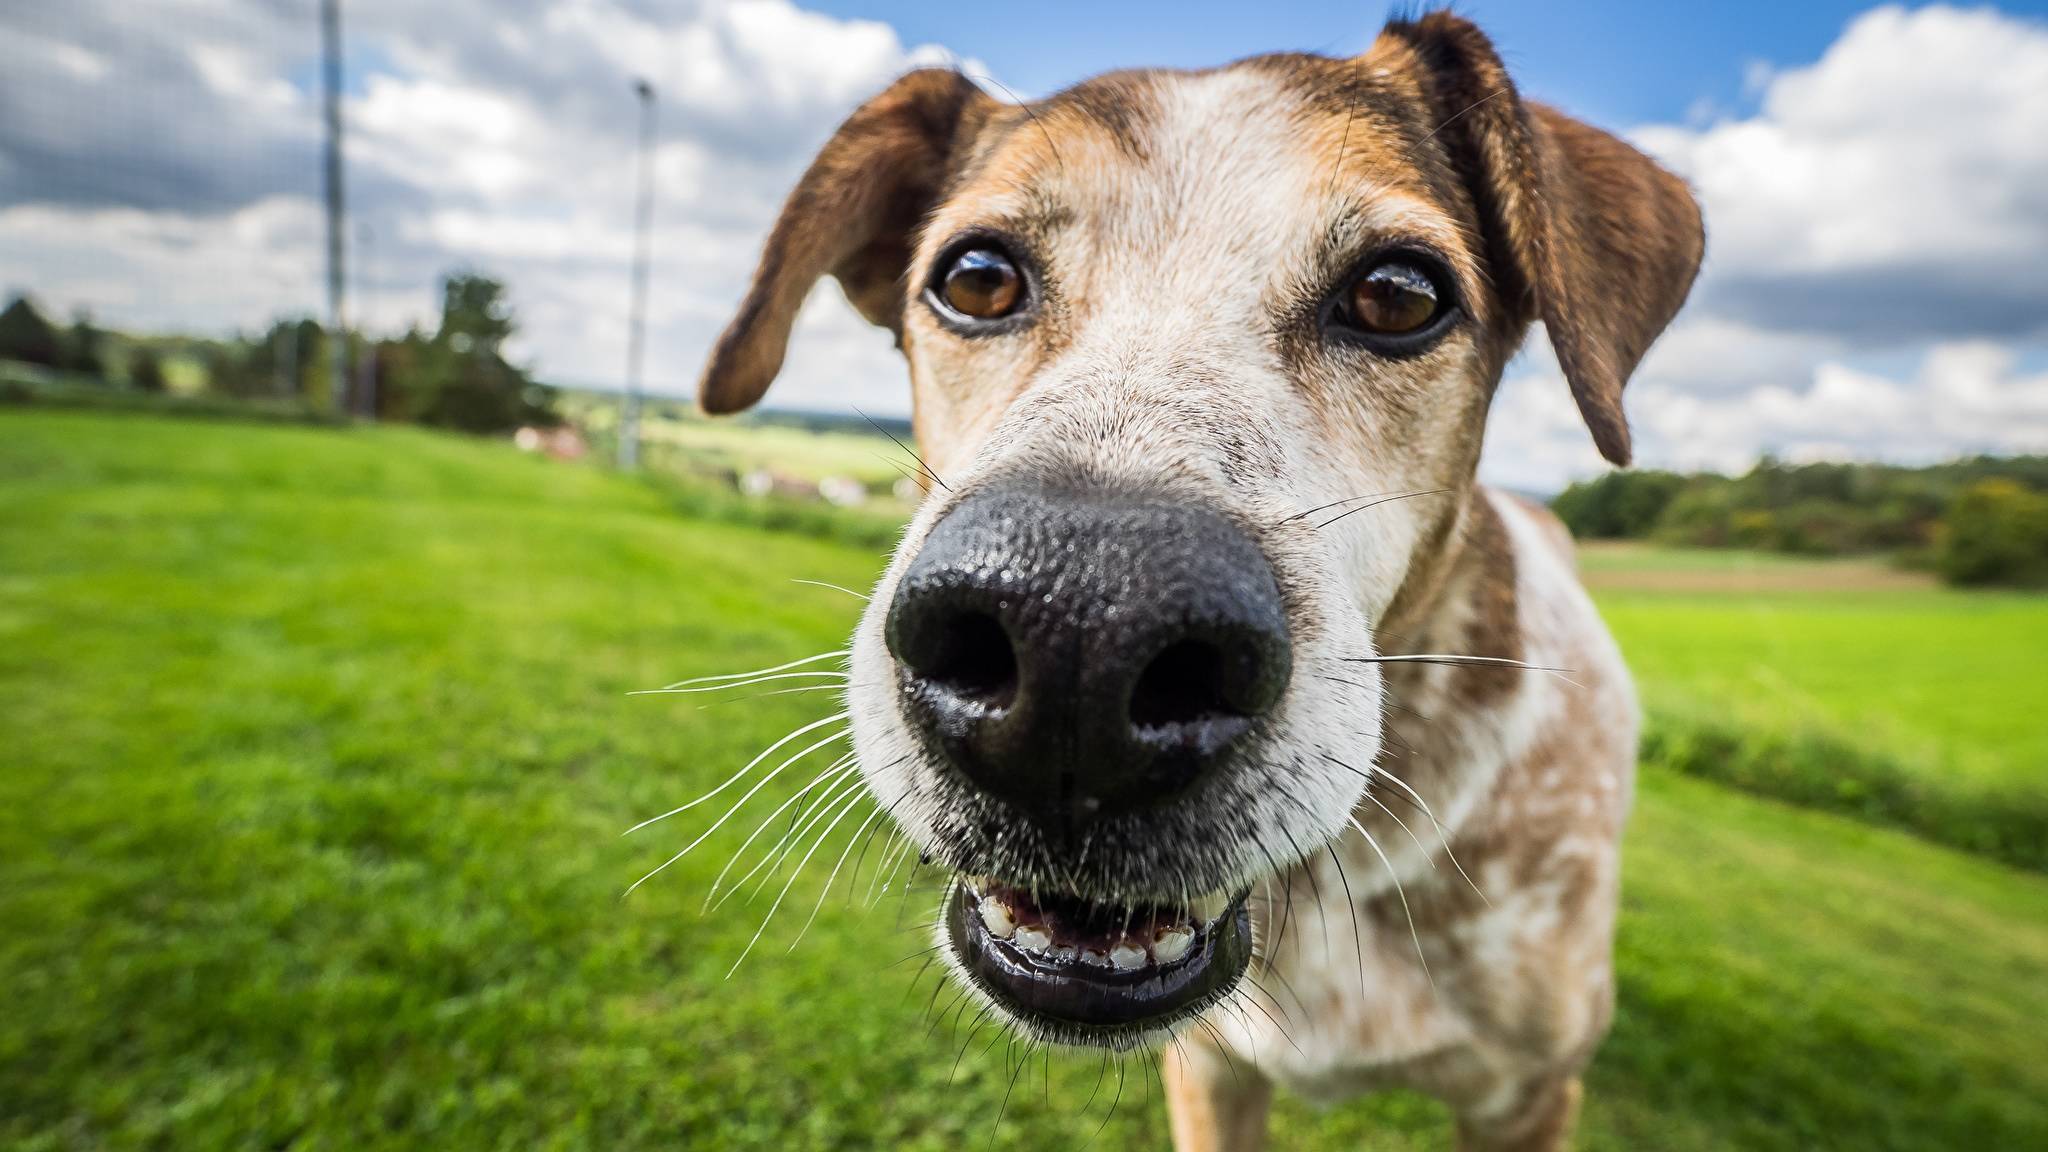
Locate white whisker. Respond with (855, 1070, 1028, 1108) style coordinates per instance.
(789, 800, 890, 949)
(702, 754, 858, 910)
(1359, 789, 1436, 872)
(623, 726, 848, 896)
(728, 783, 871, 978)
(1347, 814, 1435, 992)
(629, 670, 848, 696)
(791, 578, 870, 602)
(655, 649, 848, 692)
(1349, 653, 1583, 689)
(1366, 764, 1490, 906)
(866, 828, 919, 907)
(715, 766, 867, 911)
(622, 711, 848, 836)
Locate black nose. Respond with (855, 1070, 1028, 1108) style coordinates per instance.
(885, 486, 1291, 829)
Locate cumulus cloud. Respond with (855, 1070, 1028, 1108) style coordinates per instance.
(0, 0, 964, 412)
(3, 1, 2044, 467)
(1483, 4, 2048, 491)
(1634, 4, 2048, 342)
(1484, 338, 2048, 493)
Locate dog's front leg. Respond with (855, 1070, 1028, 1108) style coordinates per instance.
(1163, 1039, 1272, 1151)
(1454, 1076, 1583, 1152)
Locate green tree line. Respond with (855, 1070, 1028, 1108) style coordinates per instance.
(1552, 457, 2048, 587)
(0, 272, 558, 435)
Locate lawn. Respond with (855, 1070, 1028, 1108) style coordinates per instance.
(1585, 543, 2048, 794)
(2, 410, 2043, 1150)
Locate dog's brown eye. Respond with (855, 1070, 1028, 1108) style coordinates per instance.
(1348, 262, 1441, 334)
(939, 247, 1023, 319)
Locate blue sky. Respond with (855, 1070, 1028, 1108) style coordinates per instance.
(2, 0, 2045, 488)
(811, 0, 2046, 121)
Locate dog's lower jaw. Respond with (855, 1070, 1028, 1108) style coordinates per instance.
(938, 875, 1258, 1052)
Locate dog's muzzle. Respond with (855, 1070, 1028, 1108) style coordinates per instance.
(885, 484, 1289, 1038)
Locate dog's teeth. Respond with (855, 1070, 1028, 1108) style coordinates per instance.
(1049, 944, 1077, 962)
(977, 897, 1016, 939)
(1079, 948, 1110, 967)
(1153, 928, 1194, 964)
(1013, 925, 1052, 952)
(1109, 941, 1147, 970)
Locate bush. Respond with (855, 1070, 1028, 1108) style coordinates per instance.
(0, 296, 63, 369)
(1551, 469, 1691, 538)
(1938, 479, 2048, 587)
(129, 349, 168, 393)
(640, 468, 907, 553)
(1641, 711, 2048, 872)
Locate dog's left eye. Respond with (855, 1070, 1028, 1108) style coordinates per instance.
(931, 245, 1025, 322)
(1344, 261, 1443, 335)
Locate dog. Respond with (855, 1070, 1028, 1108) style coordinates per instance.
(695, 12, 1701, 1149)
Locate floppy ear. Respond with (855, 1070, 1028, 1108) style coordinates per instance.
(1382, 13, 1704, 466)
(697, 69, 997, 415)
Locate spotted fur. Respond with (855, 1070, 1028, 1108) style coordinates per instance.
(698, 12, 1700, 1149)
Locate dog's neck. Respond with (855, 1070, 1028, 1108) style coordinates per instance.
(1376, 483, 1499, 649)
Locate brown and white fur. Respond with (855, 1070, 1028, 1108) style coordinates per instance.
(695, 13, 1702, 1150)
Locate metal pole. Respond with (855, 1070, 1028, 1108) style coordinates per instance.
(320, 0, 349, 414)
(355, 221, 376, 417)
(619, 78, 656, 470)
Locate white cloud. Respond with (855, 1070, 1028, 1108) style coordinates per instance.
(1634, 4, 2048, 340)
(1483, 338, 2048, 492)
(1483, 4, 2048, 491)
(3, 0, 2043, 462)
(0, 0, 966, 414)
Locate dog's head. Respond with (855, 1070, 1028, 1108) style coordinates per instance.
(699, 13, 1700, 1048)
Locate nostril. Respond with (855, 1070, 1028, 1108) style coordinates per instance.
(914, 611, 1018, 706)
(1129, 639, 1238, 732)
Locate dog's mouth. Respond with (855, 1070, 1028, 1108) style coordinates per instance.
(945, 876, 1253, 1046)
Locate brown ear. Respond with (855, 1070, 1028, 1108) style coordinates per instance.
(698, 69, 997, 415)
(1381, 13, 1704, 466)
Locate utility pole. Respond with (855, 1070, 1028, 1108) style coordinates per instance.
(619, 78, 656, 470)
(320, 0, 349, 414)
(355, 221, 377, 417)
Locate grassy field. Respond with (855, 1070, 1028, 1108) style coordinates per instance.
(3, 410, 2044, 1150)
(1581, 543, 2047, 868)
(1586, 543, 2046, 792)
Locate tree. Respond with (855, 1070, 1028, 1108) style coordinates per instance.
(0, 295, 63, 368)
(237, 318, 322, 397)
(129, 348, 168, 393)
(65, 312, 107, 378)
(374, 272, 557, 433)
(436, 273, 516, 353)
(1550, 470, 1691, 538)
(1938, 479, 2048, 587)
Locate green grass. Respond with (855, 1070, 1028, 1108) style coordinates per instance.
(2, 411, 2044, 1149)
(645, 415, 912, 489)
(1580, 543, 2047, 867)
(1591, 557, 2046, 793)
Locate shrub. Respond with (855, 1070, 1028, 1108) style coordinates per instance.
(1641, 711, 2048, 872)
(129, 349, 168, 393)
(1937, 479, 2048, 587)
(0, 295, 63, 368)
(1551, 469, 1691, 538)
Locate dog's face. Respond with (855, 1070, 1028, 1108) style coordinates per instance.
(700, 15, 1700, 1048)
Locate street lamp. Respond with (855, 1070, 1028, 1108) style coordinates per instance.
(320, 0, 349, 414)
(619, 78, 657, 469)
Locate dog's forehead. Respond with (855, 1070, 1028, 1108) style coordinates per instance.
(925, 51, 1479, 282)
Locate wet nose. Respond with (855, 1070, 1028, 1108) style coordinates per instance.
(885, 486, 1291, 829)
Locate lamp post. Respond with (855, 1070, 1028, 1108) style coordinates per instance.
(619, 78, 657, 469)
(320, 0, 349, 414)
(355, 220, 377, 418)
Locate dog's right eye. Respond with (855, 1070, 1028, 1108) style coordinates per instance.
(1321, 251, 1460, 355)
(931, 245, 1025, 323)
